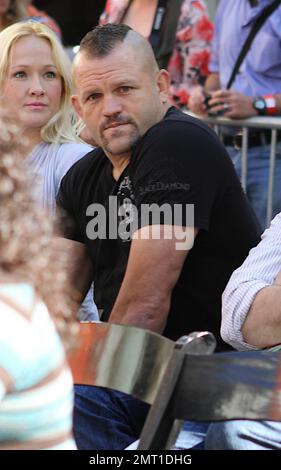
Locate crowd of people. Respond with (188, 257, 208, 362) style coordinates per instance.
(189, 0, 281, 229)
(0, 0, 280, 451)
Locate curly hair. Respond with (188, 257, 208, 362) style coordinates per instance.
(0, 121, 78, 352)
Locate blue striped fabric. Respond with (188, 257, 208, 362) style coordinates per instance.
(0, 283, 76, 449)
(222, 212, 281, 351)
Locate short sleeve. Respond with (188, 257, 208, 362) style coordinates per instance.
(56, 168, 83, 242)
(131, 119, 224, 231)
(221, 212, 281, 350)
(54, 143, 93, 197)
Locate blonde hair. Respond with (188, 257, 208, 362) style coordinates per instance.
(0, 21, 80, 144)
(0, 121, 78, 351)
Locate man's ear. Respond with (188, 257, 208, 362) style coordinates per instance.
(157, 69, 171, 104)
(72, 95, 83, 119)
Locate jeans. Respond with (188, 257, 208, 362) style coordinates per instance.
(73, 385, 208, 450)
(73, 385, 281, 450)
(73, 385, 149, 450)
(226, 143, 281, 230)
(174, 421, 210, 449)
(169, 420, 281, 450)
(205, 421, 281, 450)
(125, 421, 210, 450)
(126, 420, 281, 450)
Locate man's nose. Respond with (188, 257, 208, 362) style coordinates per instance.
(102, 95, 122, 116)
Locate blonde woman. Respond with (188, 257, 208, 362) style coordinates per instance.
(0, 119, 77, 449)
(0, 21, 98, 319)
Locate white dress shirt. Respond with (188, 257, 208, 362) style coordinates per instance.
(221, 212, 281, 350)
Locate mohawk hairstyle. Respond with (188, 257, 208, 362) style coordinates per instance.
(79, 23, 132, 57)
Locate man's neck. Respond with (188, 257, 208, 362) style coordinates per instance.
(109, 154, 131, 181)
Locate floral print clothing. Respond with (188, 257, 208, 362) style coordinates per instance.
(100, 0, 213, 107)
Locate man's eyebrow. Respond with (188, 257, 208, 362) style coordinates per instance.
(113, 79, 137, 87)
(80, 78, 139, 100)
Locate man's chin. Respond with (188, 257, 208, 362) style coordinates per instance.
(102, 137, 139, 156)
(103, 144, 132, 156)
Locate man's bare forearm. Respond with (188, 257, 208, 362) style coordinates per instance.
(109, 283, 170, 333)
(109, 226, 196, 333)
(242, 275, 281, 348)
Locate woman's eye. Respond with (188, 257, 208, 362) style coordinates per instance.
(44, 71, 56, 79)
(14, 71, 26, 78)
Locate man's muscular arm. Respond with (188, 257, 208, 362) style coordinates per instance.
(109, 226, 198, 333)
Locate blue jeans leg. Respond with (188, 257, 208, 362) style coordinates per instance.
(226, 143, 281, 230)
(73, 385, 149, 450)
(126, 421, 210, 450)
(173, 421, 210, 450)
(205, 420, 281, 450)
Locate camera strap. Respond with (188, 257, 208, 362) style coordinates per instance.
(150, 0, 184, 69)
(121, 0, 184, 69)
(226, 0, 281, 89)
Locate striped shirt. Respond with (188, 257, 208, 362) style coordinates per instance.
(221, 212, 281, 351)
(25, 142, 99, 323)
(0, 283, 76, 449)
(26, 142, 92, 218)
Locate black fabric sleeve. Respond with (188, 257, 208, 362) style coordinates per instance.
(56, 169, 84, 243)
(131, 119, 225, 231)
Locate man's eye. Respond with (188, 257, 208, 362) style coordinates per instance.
(119, 86, 132, 93)
(88, 94, 100, 101)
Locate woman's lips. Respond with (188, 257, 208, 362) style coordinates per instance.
(25, 103, 47, 107)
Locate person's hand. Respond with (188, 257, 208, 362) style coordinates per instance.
(188, 86, 208, 116)
(208, 90, 258, 119)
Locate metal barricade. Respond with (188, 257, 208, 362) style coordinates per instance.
(185, 112, 281, 226)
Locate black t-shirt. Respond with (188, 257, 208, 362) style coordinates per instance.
(57, 107, 261, 351)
